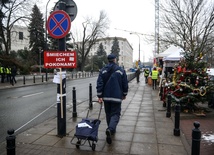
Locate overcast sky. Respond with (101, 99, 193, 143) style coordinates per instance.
(40, 0, 156, 62)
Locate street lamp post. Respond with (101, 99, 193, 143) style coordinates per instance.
(130, 33, 141, 62)
(39, 49, 42, 75)
(45, 0, 51, 50)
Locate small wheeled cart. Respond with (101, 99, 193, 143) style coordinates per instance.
(70, 103, 102, 151)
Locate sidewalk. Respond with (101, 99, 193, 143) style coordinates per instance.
(0, 75, 213, 154)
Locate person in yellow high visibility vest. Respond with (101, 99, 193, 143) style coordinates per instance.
(144, 68, 150, 83)
(0, 65, 6, 83)
(151, 67, 159, 90)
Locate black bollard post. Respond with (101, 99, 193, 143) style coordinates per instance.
(89, 83, 93, 109)
(42, 75, 44, 82)
(191, 121, 201, 155)
(33, 75, 35, 83)
(174, 103, 180, 136)
(166, 93, 171, 117)
(6, 129, 16, 155)
(72, 74, 73, 79)
(23, 76, 25, 85)
(45, 69, 48, 82)
(72, 87, 77, 117)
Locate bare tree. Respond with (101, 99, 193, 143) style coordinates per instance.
(72, 10, 109, 71)
(159, 0, 214, 62)
(0, 0, 37, 55)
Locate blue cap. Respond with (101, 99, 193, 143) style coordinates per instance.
(107, 54, 116, 61)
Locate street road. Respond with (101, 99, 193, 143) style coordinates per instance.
(0, 77, 97, 143)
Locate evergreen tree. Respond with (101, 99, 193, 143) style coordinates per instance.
(162, 53, 214, 113)
(111, 37, 120, 62)
(48, 32, 72, 50)
(28, 4, 45, 64)
(94, 43, 108, 69)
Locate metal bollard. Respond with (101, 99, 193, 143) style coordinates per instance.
(191, 121, 201, 155)
(6, 129, 16, 155)
(72, 74, 73, 79)
(23, 76, 25, 85)
(174, 103, 180, 136)
(72, 87, 77, 117)
(33, 75, 35, 83)
(89, 83, 93, 109)
(45, 69, 48, 82)
(166, 93, 171, 117)
(42, 75, 44, 82)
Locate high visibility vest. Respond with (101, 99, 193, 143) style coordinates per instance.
(9, 68, 12, 74)
(0, 67, 4, 74)
(144, 70, 150, 77)
(6, 68, 10, 74)
(152, 70, 158, 79)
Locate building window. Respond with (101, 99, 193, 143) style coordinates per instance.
(19, 32, 23, 40)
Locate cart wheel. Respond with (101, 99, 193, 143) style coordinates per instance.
(92, 143, 96, 151)
(76, 140, 81, 149)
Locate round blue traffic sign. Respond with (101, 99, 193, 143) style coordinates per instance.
(47, 10, 71, 39)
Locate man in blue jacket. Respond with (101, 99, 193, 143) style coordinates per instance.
(96, 54, 129, 144)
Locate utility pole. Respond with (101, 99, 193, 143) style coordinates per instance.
(155, 0, 159, 55)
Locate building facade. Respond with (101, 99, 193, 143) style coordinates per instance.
(90, 37, 133, 70)
(10, 25, 29, 51)
(8, 26, 134, 70)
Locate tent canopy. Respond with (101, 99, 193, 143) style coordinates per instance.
(163, 48, 184, 61)
(156, 45, 181, 58)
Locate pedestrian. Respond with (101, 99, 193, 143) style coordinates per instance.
(144, 68, 150, 83)
(151, 67, 159, 90)
(0, 64, 6, 83)
(135, 67, 141, 83)
(11, 66, 17, 85)
(96, 54, 129, 144)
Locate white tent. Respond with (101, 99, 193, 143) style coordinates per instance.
(156, 45, 181, 58)
(163, 47, 184, 61)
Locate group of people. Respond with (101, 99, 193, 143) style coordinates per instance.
(96, 53, 160, 145)
(135, 67, 159, 90)
(0, 64, 17, 85)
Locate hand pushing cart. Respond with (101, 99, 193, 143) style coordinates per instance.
(70, 103, 102, 151)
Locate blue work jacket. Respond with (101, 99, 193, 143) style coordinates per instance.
(96, 62, 128, 103)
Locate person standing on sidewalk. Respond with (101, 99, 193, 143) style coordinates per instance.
(96, 54, 129, 144)
(135, 67, 141, 83)
(151, 67, 159, 90)
(0, 64, 6, 83)
(144, 68, 150, 83)
(11, 66, 17, 85)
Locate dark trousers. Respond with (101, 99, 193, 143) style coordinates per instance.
(152, 79, 157, 89)
(1, 74, 5, 83)
(145, 76, 148, 83)
(11, 75, 16, 85)
(104, 101, 121, 133)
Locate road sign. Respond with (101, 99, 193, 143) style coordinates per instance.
(54, 0, 78, 22)
(47, 10, 71, 39)
(44, 51, 77, 68)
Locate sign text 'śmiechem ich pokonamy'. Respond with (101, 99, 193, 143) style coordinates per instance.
(44, 51, 77, 68)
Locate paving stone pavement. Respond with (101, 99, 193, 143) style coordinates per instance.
(0, 75, 213, 155)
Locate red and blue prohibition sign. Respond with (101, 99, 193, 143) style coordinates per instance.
(47, 10, 71, 39)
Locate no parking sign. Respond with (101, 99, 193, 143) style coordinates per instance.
(47, 10, 71, 39)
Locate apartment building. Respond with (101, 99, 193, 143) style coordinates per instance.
(90, 37, 133, 70)
(10, 25, 30, 51)
(8, 26, 134, 70)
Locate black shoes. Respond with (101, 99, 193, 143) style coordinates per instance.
(106, 129, 112, 144)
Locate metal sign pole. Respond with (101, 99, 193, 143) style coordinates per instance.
(60, 68, 63, 118)
(57, 0, 66, 137)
